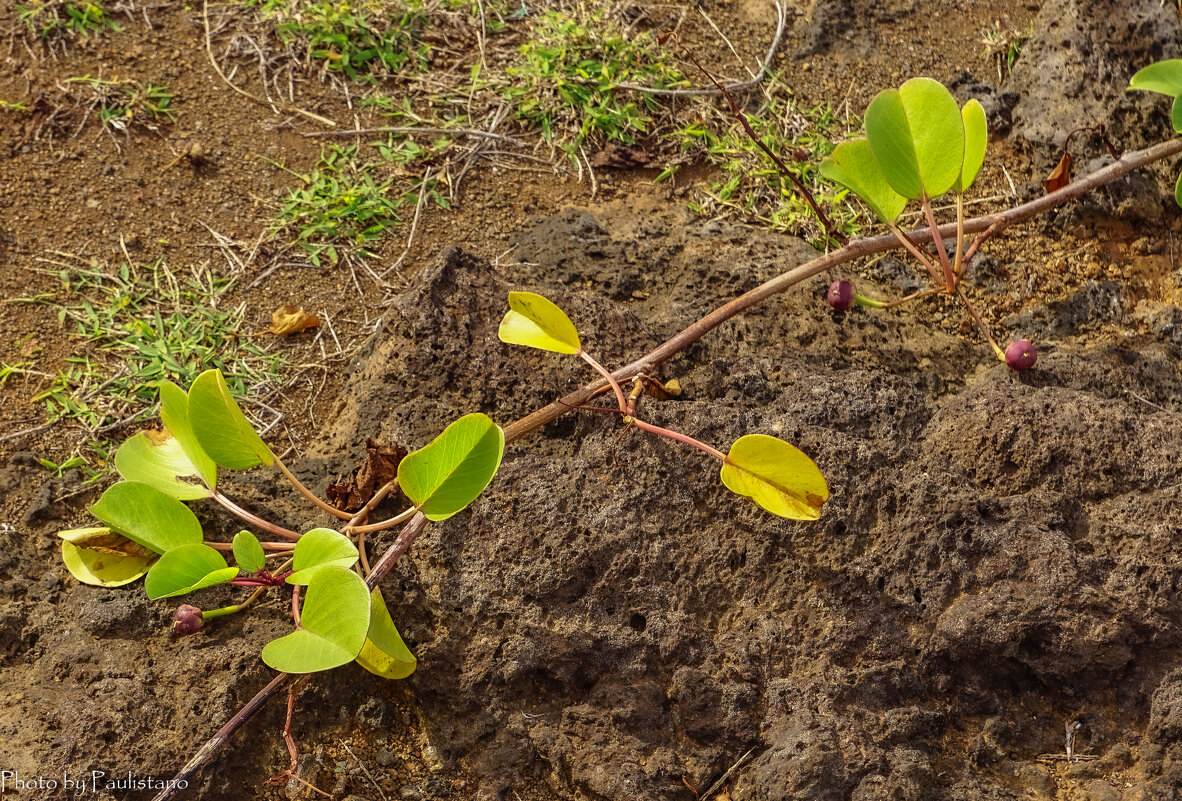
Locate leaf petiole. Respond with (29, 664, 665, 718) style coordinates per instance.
(625, 416, 728, 462)
(212, 491, 301, 541)
(274, 456, 353, 520)
(579, 349, 628, 413)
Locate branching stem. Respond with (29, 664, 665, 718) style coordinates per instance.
(887, 223, 943, 284)
(952, 194, 966, 280)
(956, 287, 1005, 359)
(350, 506, 418, 534)
(151, 134, 1182, 801)
(206, 541, 296, 553)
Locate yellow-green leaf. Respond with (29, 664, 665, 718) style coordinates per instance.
(58, 527, 155, 587)
(1128, 59, 1182, 97)
(261, 567, 371, 673)
(819, 139, 908, 224)
(498, 291, 581, 355)
(159, 380, 218, 490)
(953, 99, 988, 193)
(88, 481, 203, 554)
(187, 369, 274, 470)
(144, 543, 239, 600)
(398, 413, 505, 522)
(114, 429, 212, 500)
(355, 589, 416, 680)
(865, 78, 965, 200)
(719, 435, 828, 520)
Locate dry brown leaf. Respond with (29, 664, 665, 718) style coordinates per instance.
(266, 305, 320, 335)
(68, 530, 155, 559)
(1042, 151, 1073, 194)
(643, 377, 683, 401)
(327, 439, 409, 511)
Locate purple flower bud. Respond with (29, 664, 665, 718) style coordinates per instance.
(827, 279, 855, 311)
(1005, 339, 1038, 371)
(172, 604, 204, 636)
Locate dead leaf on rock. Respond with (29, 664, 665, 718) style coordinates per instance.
(1042, 152, 1072, 194)
(643, 377, 683, 401)
(326, 438, 409, 511)
(265, 305, 320, 336)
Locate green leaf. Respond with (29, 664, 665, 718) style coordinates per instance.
(159, 380, 218, 490)
(719, 435, 829, 520)
(1128, 59, 1182, 97)
(144, 543, 239, 600)
(1175, 171, 1182, 209)
(286, 528, 358, 585)
(232, 530, 267, 574)
(88, 481, 203, 554)
(865, 78, 964, 200)
(498, 291, 581, 354)
(114, 430, 212, 500)
(187, 369, 274, 470)
(58, 527, 155, 587)
(1173, 95, 1182, 134)
(398, 413, 505, 522)
(819, 139, 908, 224)
(261, 567, 372, 673)
(355, 589, 416, 680)
(953, 99, 988, 194)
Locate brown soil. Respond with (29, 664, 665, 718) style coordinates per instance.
(3, 0, 1182, 800)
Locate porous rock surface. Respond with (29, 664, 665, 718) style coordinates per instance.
(318, 203, 1182, 800)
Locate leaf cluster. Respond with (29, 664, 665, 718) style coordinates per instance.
(820, 78, 987, 223)
(58, 369, 505, 676)
(498, 292, 828, 520)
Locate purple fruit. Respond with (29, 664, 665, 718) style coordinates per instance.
(172, 604, 204, 636)
(827, 279, 855, 311)
(1005, 339, 1038, 371)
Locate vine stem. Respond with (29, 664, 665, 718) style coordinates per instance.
(273, 456, 353, 520)
(887, 223, 943, 284)
(956, 287, 1006, 360)
(952, 194, 966, 279)
(350, 505, 418, 534)
(205, 540, 295, 552)
(211, 492, 301, 541)
(151, 134, 1182, 801)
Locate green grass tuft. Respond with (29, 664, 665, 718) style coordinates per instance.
(26, 259, 286, 470)
(502, 8, 686, 151)
(270, 144, 411, 267)
(248, 0, 430, 82)
(17, 0, 119, 39)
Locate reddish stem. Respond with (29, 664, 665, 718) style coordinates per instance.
(274, 456, 352, 521)
(579, 349, 628, 413)
(211, 492, 301, 541)
(627, 416, 728, 462)
(888, 223, 943, 285)
(922, 195, 955, 287)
